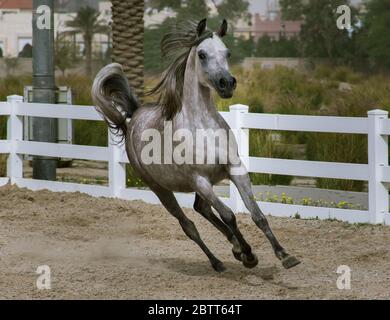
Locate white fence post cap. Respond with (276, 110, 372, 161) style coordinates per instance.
(230, 104, 249, 112)
(7, 95, 23, 102)
(367, 109, 388, 116)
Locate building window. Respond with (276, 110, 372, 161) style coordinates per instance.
(1, 10, 18, 15)
(100, 42, 108, 54)
(18, 37, 32, 52)
(77, 42, 85, 55)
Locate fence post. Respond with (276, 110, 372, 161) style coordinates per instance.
(229, 104, 249, 213)
(108, 130, 126, 198)
(368, 109, 389, 224)
(6, 95, 24, 185)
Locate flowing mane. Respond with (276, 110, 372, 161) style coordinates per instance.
(147, 20, 213, 119)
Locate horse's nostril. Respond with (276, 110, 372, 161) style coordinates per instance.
(219, 78, 227, 89)
(232, 77, 237, 89)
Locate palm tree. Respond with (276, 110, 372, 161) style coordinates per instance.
(111, 0, 144, 99)
(65, 6, 109, 77)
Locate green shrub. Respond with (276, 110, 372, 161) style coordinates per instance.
(0, 74, 31, 101)
(57, 74, 108, 147)
(249, 130, 294, 186)
(314, 64, 363, 84)
(306, 132, 367, 191)
(0, 154, 6, 177)
(0, 116, 6, 140)
(56, 73, 93, 105)
(314, 64, 332, 79)
(304, 76, 385, 192)
(331, 66, 351, 82)
(126, 165, 147, 188)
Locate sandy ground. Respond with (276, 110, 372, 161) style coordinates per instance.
(0, 185, 390, 300)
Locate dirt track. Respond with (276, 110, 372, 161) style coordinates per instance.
(0, 185, 389, 299)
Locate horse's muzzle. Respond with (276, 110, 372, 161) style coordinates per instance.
(215, 75, 237, 99)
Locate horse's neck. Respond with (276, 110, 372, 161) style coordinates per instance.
(179, 49, 216, 125)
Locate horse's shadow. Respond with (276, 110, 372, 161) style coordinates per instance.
(154, 257, 280, 285)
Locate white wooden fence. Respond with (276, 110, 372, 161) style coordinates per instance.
(1, 94, 389, 225)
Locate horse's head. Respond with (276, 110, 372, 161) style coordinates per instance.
(195, 19, 237, 99)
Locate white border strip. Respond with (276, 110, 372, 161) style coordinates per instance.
(14, 178, 111, 197)
(0, 177, 9, 187)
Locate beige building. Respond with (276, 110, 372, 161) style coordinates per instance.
(252, 13, 301, 41)
(0, 0, 111, 57)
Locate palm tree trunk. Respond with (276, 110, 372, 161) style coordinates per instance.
(111, 0, 144, 100)
(85, 35, 93, 77)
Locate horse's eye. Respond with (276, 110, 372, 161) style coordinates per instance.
(198, 52, 206, 60)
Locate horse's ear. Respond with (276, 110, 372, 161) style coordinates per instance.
(197, 18, 207, 37)
(218, 19, 228, 37)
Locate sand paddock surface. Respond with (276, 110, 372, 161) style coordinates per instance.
(0, 185, 389, 299)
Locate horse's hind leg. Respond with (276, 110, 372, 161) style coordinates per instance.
(153, 187, 226, 272)
(230, 173, 301, 269)
(194, 194, 242, 262)
(194, 178, 258, 269)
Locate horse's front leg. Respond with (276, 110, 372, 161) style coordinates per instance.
(152, 186, 226, 272)
(194, 177, 259, 269)
(194, 193, 243, 262)
(230, 172, 301, 269)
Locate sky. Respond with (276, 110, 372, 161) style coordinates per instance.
(248, 0, 271, 15)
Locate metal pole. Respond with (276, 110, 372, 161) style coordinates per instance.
(32, 0, 57, 181)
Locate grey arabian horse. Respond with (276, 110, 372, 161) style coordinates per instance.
(92, 19, 300, 272)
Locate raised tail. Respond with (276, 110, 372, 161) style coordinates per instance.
(91, 63, 140, 142)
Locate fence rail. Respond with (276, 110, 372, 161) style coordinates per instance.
(248, 157, 369, 181)
(1, 95, 389, 225)
(240, 112, 369, 134)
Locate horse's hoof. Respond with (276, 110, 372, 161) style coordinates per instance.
(241, 253, 258, 269)
(232, 249, 242, 261)
(282, 255, 301, 269)
(212, 261, 226, 273)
